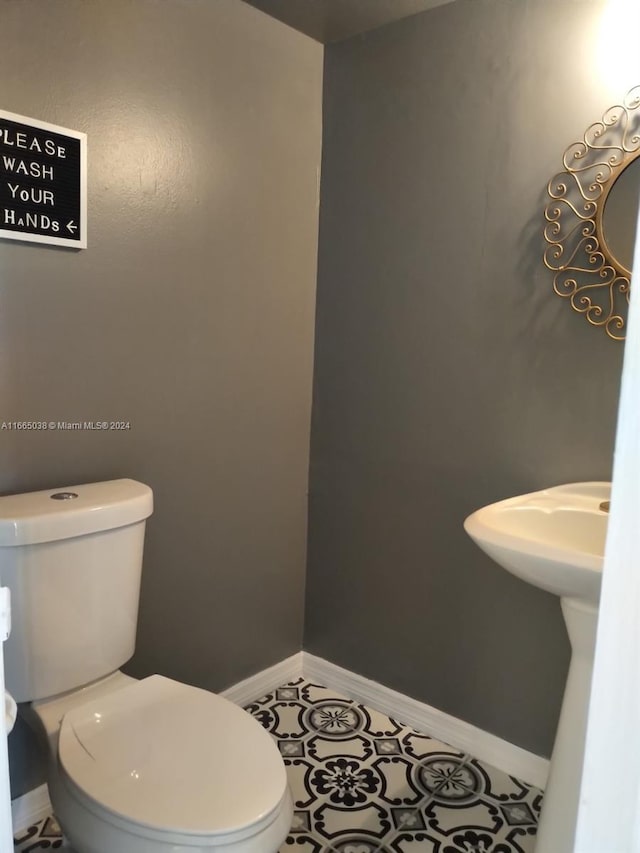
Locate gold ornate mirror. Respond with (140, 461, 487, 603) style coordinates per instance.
(544, 85, 640, 341)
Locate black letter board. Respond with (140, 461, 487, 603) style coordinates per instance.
(0, 110, 87, 249)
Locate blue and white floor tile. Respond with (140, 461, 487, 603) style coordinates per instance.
(14, 678, 542, 852)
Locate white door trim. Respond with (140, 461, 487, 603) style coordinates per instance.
(574, 195, 640, 853)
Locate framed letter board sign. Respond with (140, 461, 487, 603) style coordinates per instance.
(0, 109, 87, 249)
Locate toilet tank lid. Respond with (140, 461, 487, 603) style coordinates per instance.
(0, 479, 153, 546)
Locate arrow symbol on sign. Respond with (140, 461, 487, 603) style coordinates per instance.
(66, 220, 77, 234)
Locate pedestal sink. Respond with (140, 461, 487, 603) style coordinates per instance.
(464, 482, 610, 853)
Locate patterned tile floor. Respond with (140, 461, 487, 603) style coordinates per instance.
(14, 677, 543, 852)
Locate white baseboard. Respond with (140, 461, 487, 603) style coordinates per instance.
(221, 652, 303, 706)
(301, 652, 549, 791)
(11, 783, 51, 834)
(11, 650, 548, 832)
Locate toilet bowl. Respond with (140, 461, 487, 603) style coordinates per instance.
(2, 479, 293, 852)
(30, 672, 293, 853)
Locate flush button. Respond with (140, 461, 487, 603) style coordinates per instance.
(50, 492, 79, 500)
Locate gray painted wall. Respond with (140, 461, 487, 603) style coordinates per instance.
(306, 0, 625, 758)
(1, 0, 322, 798)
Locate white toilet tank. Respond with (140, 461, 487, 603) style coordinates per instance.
(0, 479, 153, 703)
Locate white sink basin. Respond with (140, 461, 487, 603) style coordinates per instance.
(464, 482, 610, 604)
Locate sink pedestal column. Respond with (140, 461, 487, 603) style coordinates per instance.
(535, 598, 598, 853)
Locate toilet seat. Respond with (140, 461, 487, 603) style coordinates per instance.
(58, 675, 288, 839)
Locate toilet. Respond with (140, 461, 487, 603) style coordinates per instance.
(1, 479, 292, 853)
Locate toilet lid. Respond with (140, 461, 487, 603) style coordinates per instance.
(58, 675, 287, 836)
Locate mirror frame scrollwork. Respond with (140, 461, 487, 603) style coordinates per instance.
(544, 85, 640, 341)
